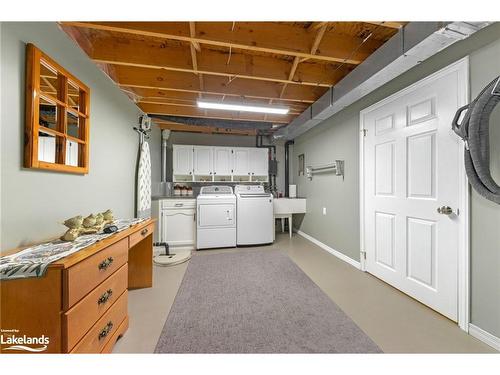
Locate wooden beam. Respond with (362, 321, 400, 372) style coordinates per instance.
(137, 99, 303, 115)
(139, 102, 294, 124)
(155, 120, 258, 135)
(112, 65, 327, 102)
(121, 87, 310, 110)
(310, 23, 328, 55)
(87, 36, 342, 87)
(189, 22, 201, 52)
(279, 56, 300, 98)
(61, 22, 384, 64)
(364, 22, 404, 29)
(121, 84, 314, 104)
(280, 23, 328, 99)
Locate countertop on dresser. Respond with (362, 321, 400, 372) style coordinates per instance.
(152, 195, 196, 200)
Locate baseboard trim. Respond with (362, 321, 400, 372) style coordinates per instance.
(469, 324, 500, 351)
(296, 230, 361, 270)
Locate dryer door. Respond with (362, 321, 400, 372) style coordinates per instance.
(198, 203, 235, 228)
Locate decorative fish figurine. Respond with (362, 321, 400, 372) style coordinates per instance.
(94, 213, 104, 226)
(61, 228, 80, 241)
(83, 214, 97, 228)
(63, 215, 83, 229)
(102, 209, 114, 222)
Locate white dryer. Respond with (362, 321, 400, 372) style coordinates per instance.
(196, 186, 236, 250)
(235, 185, 274, 246)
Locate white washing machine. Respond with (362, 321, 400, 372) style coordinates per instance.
(196, 185, 236, 250)
(235, 185, 274, 246)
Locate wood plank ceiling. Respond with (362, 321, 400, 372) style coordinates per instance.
(60, 22, 403, 135)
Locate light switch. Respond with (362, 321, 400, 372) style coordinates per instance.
(322, 207, 327, 215)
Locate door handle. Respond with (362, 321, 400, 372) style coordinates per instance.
(437, 206, 455, 215)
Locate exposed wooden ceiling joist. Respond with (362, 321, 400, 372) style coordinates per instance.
(140, 102, 293, 124)
(364, 21, 404, 29)
(122, 86, 311, 109)
(61, 22, 385, 64)
(121, 84, 315, 104)
(155, 120, 258, 136)
(113, 65, 327, 102)
(60, 21, 403, 133)
(88, 36, 347, 88)
(138, 99, 303, 115)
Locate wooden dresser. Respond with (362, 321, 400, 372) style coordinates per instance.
(0, 219, 155, 353)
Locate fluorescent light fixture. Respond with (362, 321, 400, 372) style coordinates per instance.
(197, 100, 289, 115)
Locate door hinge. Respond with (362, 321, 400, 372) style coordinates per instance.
(362, 129, 368, 137)
(360, 251, 367, 260)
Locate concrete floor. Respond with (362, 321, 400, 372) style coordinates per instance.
(113, 233, 496, 353)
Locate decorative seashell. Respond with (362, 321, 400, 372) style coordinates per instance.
(102, 209, 114, 222)
(61, 228, 79, 241)
(94, 213, 104, 225)
(83, 214, 97, 228)
(63, 215, 83, 229)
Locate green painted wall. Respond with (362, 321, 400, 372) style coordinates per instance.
(293, 23, 500, 337)
(1, 23, 142, 250)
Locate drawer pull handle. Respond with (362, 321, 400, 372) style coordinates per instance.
(98, 321, 114, 341)
(174, 203, 183, 207)
(97, 289, 113, 305)
(141, 228, 149, 236)
(98, 257, 114, 271)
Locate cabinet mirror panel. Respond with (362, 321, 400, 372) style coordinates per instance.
(68, 80, 80, 113)
(65, 140, 80, 167)
(39, 60, 60, 99)
(67, 110, 80, 138)
(25, 44, 90, 174)
(39, 96, 57, 131)
(37, 130, 56, 163)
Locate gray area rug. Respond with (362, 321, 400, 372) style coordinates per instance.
(155, 250, 381, 353)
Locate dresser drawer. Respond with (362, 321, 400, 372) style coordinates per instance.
(70, 290, 128, 353)
(129, 222, 154, 248)
(64, 238, 128, 309)
(63, 264, 128, 351)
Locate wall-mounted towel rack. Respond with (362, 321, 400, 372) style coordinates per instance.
(306, 160, 344, 181)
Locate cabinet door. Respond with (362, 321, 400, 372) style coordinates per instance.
(232, 148, 250, 176)
(193, 146, 213, 175)
(163, 209, 196, 248)
(173, 145, 193, 175)
(249, 148, 269, 176)
(213, 147, 232, 175)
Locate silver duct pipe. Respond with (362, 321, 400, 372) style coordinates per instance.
(161, 129, 170, 183)
(160, 129, 171, 195)
(275, 21, 493, 140)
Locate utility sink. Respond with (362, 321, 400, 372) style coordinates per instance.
(273, 198, 307, 214)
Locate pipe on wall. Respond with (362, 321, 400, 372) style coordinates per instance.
(256, 134, 277, 194)
(284, 140, 294, 197)
(161, 129, 171, 183)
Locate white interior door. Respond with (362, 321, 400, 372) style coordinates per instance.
(362, 60, 468, 321)
(193, 146, 213, 175)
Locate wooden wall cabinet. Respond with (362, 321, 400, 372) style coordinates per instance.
(24, 43, 90, 174)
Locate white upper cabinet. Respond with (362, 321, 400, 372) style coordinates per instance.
(213, 147, 232, 176)
(232, 148, 250, 176)
(249, 148, 269, 176)
(172, 144, 269, 182)
(173, 145, 193, 176)
(193, 146, 213, 175)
